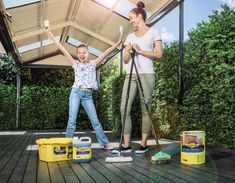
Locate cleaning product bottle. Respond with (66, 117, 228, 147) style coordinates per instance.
(72, 137, 92, 163)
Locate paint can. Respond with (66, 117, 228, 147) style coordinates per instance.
(180, 131, 205, 164)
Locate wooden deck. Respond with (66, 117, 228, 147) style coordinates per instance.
(0, 130, 234, 183)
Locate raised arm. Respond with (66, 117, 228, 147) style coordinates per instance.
(47, 30, 74, 65)
(95, 36, 122, 66)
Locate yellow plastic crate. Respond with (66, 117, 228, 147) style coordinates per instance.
(36, 138, 73, 162)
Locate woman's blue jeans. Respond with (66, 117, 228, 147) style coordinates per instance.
(65, 88, 109, 147)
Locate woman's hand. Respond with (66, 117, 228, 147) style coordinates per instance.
(124, 43, 132, 53)
(132, 43, 141, 54)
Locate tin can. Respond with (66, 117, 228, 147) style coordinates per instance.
(180, 131, 205, 164)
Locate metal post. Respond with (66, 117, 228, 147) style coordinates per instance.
(16, 72, 21, 129)
(178, 0, 184, 106)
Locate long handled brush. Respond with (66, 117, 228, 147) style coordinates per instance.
(105, 48, 135, 163)
(131, 50, 171, 164)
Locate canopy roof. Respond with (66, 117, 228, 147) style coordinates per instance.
(0, 0, 181, 68)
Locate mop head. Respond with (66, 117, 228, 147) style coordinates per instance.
(151, 151, 171, 164)
(105, 156, 133, 163)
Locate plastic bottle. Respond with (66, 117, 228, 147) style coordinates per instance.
(72, 137, 92, 163)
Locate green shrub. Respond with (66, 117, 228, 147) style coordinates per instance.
(0, 83, 16, 129)
(182, 5, 235, 148)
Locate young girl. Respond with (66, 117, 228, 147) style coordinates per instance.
(113, 1, 163, 154)
(47, 30, 122, 150)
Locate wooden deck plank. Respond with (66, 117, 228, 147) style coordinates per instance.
(96, 150, 161, 183)
(0, 136, 19, 167)
(169, 158, 221, 182)
(112, 162, 159, 183)
(93, 152, 142, 183)
(37, 161, 51, 183)
(58, 161, 81, 183)
(22, 150, 38, 183)
(132, 156, 192, 183)
(158, 161, 213, 183)
(0, 130, 234, 183)
(8, 132, 36, 183)
(80, 163, 110, 183)
(90, 153, 126, 183)
(133, 153, 211, 183)
(132, 151, 208, 182)
(0, 132, 31, 183)
(170, 156, 235, 182)
(22, 132, 39, 183)
(48, 162, 66, 183)
(0, 134, 12, 147)
(0, 132, 28, 170)
(68, 161, 95, 183)
(96, 151, 173, 183)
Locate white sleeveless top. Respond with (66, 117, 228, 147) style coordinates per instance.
(72, 60, 98, 90)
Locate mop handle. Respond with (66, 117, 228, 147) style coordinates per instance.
(130, 50, 161, 151)
(118, 47, 136, 154)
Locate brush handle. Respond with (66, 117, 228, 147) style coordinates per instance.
(119, 26, 123, 36)
(44, 20, 50, 30)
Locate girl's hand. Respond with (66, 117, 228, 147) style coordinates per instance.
(47, 30, 53, 40)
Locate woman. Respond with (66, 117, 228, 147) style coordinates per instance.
(114, 1, 163, 154)
(47, 30, 122, 150)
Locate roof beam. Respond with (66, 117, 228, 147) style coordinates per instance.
(146, 0, 173, 24)
(0, 0, 15, 36)
(22, 64, 71, 69)
(60, 0, 81, 45)
(12, 21, 115, 46)
(0, 11, 20, 65)
(70, 22, 115, 46)
(146, 0, 180, 26)
(12, 21, 72, 42)
(21, 50, 61, 65)
(87, 0, 120, 45)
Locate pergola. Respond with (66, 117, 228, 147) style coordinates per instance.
(0, 0, 184, 128)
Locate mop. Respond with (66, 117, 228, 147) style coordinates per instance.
(130, 49, 171, 164)
(105, 35, 134, 163)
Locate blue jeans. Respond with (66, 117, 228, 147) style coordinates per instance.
(66, 88, 109, 147)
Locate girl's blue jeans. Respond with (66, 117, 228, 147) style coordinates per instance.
(65, 88, 109, 147)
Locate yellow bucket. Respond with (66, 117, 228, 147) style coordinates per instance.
(36, 138, 73, 162)
(180, 131, 206, 165)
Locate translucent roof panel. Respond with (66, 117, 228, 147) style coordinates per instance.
(94, 0, 151, 19)
(0, 0, 180, 66)
(3, 0, 40, 9)
(114, 0, 136, 18)
(67, 37, 102, 57)
(94, 0, 118, 9)
(18, 36, 60, 53)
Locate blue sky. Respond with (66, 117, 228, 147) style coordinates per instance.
(156, 0, 235, 42)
